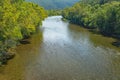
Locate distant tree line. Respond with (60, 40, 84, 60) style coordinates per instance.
(62, 0, 120, 37)
(47, 10, 62, 16)
(0, 0, 47, 65)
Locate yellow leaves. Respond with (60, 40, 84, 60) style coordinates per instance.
(0, 0, 47, 64)
(0, 0, 47, 44)
(27, 24, 36, 32)
(11, 26, 23, 40)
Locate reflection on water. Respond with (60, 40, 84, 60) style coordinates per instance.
(0, 16, 120, 80)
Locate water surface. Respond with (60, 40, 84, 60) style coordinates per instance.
(0, 16, 120, 80)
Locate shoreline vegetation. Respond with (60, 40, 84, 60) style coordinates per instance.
(0, 0, 47, 65)
(62, 0, 120, 46)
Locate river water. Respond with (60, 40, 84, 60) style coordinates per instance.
(0, 16, 120, 80)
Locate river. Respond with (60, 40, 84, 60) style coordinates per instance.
(0, 16, 120, 80)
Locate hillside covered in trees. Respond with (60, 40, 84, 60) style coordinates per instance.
(0, 0, 47, 65)
(26, 0, 79, 9)
(62, 0, 120, 37)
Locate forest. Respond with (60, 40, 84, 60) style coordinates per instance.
(0, 0, 47, 65)
(62, 0, 120, 37)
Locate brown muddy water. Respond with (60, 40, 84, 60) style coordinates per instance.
(0, 16, 120, 80)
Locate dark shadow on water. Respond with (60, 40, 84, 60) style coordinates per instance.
(89, 29, 101, 35)
(112, 41, 120, 48)
(0, 53, 15, 66)
(20, 40, 31, 44)
(89, 29, 120, 48)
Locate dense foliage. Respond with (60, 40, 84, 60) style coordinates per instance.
(0, 0, 47, 65)
(47, 10, 62, 16)
(26, 0, 79, 9)
(62, 1, 120, 36)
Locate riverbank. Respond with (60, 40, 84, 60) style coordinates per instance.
(62, 17, 120, 48)
(62, 1, 120, 43)
(0, 16, 120, 80)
